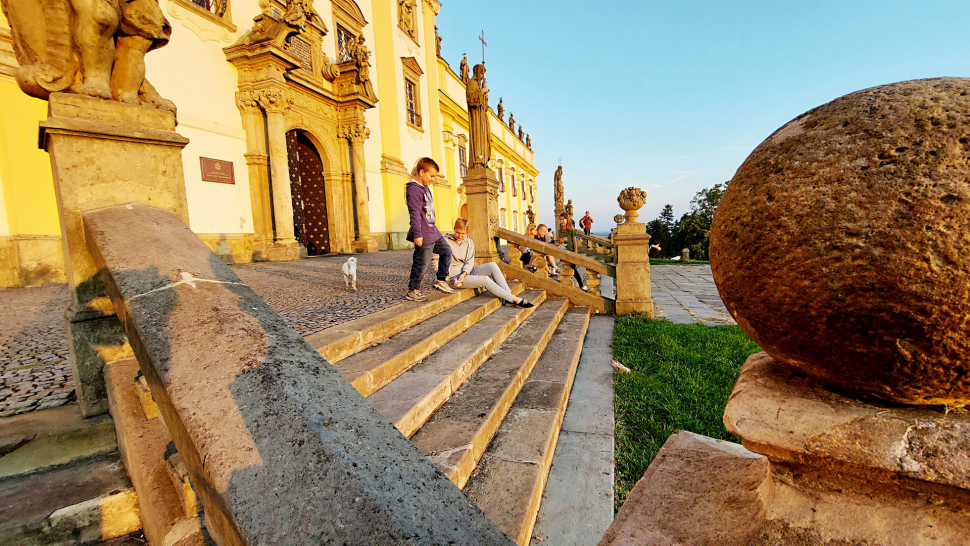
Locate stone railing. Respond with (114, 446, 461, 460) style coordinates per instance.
(496, 227, 611, 313)
(574, 231, 615, 264)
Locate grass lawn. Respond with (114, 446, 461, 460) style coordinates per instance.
(649, 258, 711, 265)
(612, 316, 761, 511)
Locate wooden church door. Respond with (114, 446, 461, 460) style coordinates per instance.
(286, 131, 330, 255)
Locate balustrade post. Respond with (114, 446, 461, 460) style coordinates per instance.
(614, 187, 654, 316)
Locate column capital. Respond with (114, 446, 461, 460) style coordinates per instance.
(340, 122, 371, 143)
(236, 90, 261, 114)
(254, 88, 292, 115)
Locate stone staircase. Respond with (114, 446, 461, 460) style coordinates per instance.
(306, 281, 593, 545)
(0, 279, 594, 546)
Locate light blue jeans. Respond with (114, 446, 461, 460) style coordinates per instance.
(455, 262, 516, 302)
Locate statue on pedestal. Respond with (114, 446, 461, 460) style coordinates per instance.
(459, 54, 470, 84)
(565, 199, 574, 225)
(435, 26, 442, 57)
(497, 98, 504, 121)
(352, 36, 376, 100)
(553, 165, 564, 211)
(526, 207, 536, 225)
(465, 64, 491, 169)
(526, 134, 532, 150)
(508, 113, 515, 133)
(518, 126, 524, 141)
(1, 0, 175, 111)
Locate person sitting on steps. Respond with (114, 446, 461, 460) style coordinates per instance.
(519, 223, 538, 272)
(446, 218, 534, 308)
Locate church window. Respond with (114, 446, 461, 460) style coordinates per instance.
(512, 212, 519, 232)
(459, 146, 467, 178)
(172, 0, 234, 31)
(337, 26, 355, 62)
(521, 179, 526, 197)
(498, 167, 504, 192)
(500, 209, 507, 228)
(530, 183, 535, 203)
(402, 57, 424, 130)
(511, 173, 517, 197)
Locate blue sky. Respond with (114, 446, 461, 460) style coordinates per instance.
(436, 0, 970, 229)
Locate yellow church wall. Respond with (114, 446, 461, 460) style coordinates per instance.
(0, 74, 67, 287)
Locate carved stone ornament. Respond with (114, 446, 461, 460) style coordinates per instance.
(340, 123, 371, 142)
(617, 187, 647, 222)
(614, 214, 626, 225)
(0, 0, 176, 111)
(465, 64, 491, 169)
(435, 25, 442, 57)
(398, 0, 418, 40)
(459, 54, 469, 84)
(254, 88, 292, 114)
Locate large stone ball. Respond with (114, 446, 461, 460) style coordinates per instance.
(711, 78, 970, 406)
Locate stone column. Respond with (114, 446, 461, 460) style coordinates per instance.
(39, 93, 190, 416)
(614, 187, 653, 316)
(342, 123, 379, 253)
(255, 88, 300, 261)
(237, 91, 274, 260)
(462, 167, 500, 264)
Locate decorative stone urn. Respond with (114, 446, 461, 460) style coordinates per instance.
(617, 187, 646, 223)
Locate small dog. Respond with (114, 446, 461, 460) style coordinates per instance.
(342, 256, 358, 291)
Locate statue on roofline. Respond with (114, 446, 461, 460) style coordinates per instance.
(465, 63, 491, 170)
(508, 112, 515, 132)
(518, 126, 524, 141)
(459, 54, 470, 84)
(526, 134, 532, 150)
(496, 98, 504, 121)
(0, 0, 175, 112)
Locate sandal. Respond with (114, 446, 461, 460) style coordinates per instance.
(515, 299, 535, 308)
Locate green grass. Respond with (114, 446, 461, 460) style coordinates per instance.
(612, 316, 761, 511)
(649, 258, 711, 265)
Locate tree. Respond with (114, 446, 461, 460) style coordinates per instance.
(646, 204, 676, 257)
(669, 181, 729, 261)
(659, 204, 676, 235)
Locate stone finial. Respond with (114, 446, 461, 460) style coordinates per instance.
(710, 77, 970, 406)
(614, 214, 626, 225)
(1, 0, 175, 111)
(617, 187, 646, 223)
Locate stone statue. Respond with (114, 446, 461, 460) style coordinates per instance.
(435, 26, 442, 57)
(518, 126, 525, 141)
(526, 207, 536, 225)
(398, 0, 417, 39)
(1, 0, 175, 111)
(508, 113, 515, 132)
(565, 199, 574, 223)
(553, 166, 564, 209)
(459, 54, 470, 84)
(526, 134, 532, 150)
(465, 64, 491, 169)
(352, 36, 376, 100)
(497, 98, 504, 121)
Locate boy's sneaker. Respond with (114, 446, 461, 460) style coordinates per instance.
(405, 289, 428, 302)
(433, 280, 456, 293)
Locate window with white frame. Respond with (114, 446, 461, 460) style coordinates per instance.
(500, 209, 507, 228)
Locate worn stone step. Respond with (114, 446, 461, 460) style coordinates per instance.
(104, 357, 206, 546)
(0, 455, 138, 546)
(409, 298, 569, 489)
(0, 404, 117, 481)
(464, 307, 592, 546)
(306, 281, 524, 363)
(334, 290, 524, 397)
(371, 290, 548, 438)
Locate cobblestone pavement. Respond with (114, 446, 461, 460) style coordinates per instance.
(0, 250, 431, 416)
(0, 284, 74, 417)
(650, 265, 736, 326)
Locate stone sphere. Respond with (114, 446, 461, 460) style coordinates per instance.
(711, 78, 970, 406)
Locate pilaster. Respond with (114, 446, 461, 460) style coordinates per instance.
(341, 122, 379, 253)
(254, 88, 300, 260)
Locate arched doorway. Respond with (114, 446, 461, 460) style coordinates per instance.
(286, 130, 330, 255)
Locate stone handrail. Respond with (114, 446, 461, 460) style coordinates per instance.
(84, 204, 515, 546)
(576, 231, 615, 251)
(496, 227, 615, 277)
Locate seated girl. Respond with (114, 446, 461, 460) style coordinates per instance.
(446, 218, 534, 308)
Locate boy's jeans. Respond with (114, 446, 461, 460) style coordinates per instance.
(409, 237, 452, 291)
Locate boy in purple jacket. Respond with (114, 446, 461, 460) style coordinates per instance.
(405, 157, 454, 301)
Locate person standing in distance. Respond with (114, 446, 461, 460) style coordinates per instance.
(580, 211, 594, 237)
(406, 157, 454, 301)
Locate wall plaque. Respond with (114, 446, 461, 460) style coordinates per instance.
(200, 157, 235, 184)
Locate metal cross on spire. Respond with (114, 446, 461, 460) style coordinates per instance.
(479, 30, 487, 64)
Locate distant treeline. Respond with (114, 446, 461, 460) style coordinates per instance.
(646, 182, 727, 261)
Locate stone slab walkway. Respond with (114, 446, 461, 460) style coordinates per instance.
(650, 265, 735, 326)
(0, 251, 429, 417)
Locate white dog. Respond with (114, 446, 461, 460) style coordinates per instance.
(342, 256, 358, 291)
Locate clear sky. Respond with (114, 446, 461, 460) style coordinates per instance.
(435, 0, 970, 230)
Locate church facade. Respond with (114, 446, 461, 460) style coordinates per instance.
(0, 0, 539, 287)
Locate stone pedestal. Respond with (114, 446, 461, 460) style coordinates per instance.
(348, 134, 378, 253)
(40, 93, 190, 416)
(601, 353, 970, 546)
(462, 167, 500, 265)
(613, 220, 653, 316)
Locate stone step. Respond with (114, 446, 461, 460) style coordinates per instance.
(104, 357, 206, 546)
(333, 291, 524, 397)
(464, 307, 592, 546)
(409, 298, 569, 489)
(305, 281, 524, 364)
(371, 290, 548, 438)
(0, 404, 117, 482)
